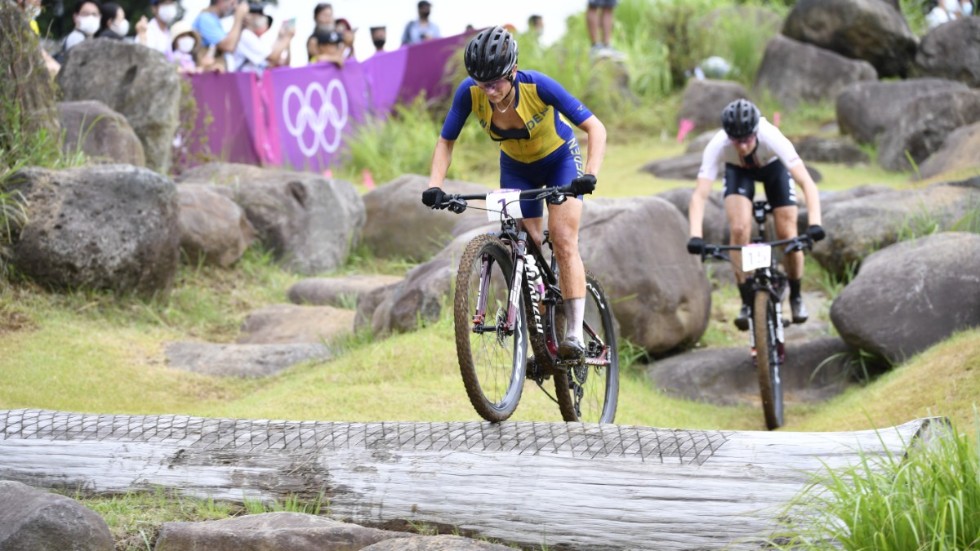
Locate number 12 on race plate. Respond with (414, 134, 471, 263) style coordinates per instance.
(486, 189, 523, 222)
(741, 244, 772, 272)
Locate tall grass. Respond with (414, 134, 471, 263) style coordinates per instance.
(774, 418, 980, 550)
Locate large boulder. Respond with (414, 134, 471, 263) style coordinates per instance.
(655, 187, 729, 247)
(782, 0, 917, 78)
(288, 274, 404, 308)
(676, 79, 750, 133)
(813, 181, 980, 279)
(876, 88, 980, 172)
(830, 232, 980, 365)
(237, 304, 355, 345)
(361, 175, 492, 262)
(0, 480, 113, 551)
(754, 34, 877, 110)
(177, 183, 255, 268)
(836, 79, 969, 145)
(178, 163, 365, 275)
(579, 197, 711, 354)
(792, 136, 869, 166)
(57, 100, 145, 167)
(8, 165, 180, 296)
(57, 39, 180, 174)
(165, 342, 331, 378)
(913, 17, 980, 88)
(918, 121, 980, 181)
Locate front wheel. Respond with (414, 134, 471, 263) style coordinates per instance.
(454, 234, 527, 422)
(555, 273, 619, 423)
(753, 289, 784, 430)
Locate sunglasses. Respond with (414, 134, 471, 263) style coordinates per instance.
(475, 77, 509, 91)
(728, 134, 756, 145)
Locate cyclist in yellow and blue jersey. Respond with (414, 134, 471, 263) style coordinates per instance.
(422, 26, 607, 361)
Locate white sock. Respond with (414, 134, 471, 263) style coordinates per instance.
(563, 297, 585, 342)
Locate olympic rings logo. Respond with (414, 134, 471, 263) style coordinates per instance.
(282, 80, 349, 158)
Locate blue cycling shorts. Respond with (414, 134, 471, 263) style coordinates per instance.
(499, 140, 583, 219)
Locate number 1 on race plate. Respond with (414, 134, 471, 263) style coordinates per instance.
(741, 244, 772, 272)
(486, 189, 523, 222)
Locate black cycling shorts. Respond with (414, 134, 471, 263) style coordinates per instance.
(722, 160, 797, 208)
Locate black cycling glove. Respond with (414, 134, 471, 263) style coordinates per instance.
(686, 237, 705, 255)
(570, 174, 597, 196)
(422, 187, 446, 209)
(806, 224, 826, 242)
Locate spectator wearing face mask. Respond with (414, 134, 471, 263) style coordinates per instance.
(401, 0, 440, 45)
(311, 26, 344, 66)
(140, 0, 179, 56)
(95, 2, 129, 39)
(370, 26, 386, 54)
(168, 20, 203, 73)
(230, 3, 294, 73)
(335, 17, 355, 59)
(307, 3, 334, 61)
(60, 0, 103, 56)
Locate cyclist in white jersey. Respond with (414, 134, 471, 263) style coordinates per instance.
(686, 99, 826, 330)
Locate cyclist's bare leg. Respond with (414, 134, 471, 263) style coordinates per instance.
(724, 194, 753, 284)
(519, 218, 545, 251)
(773, 205, 803, 280)
(547, 198, 585, 299)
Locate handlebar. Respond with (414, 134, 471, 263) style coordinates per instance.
(699, 235, 814, 262)
(439, 183, 588, 214)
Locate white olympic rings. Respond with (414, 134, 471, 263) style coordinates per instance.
(282, 80, 349, 158)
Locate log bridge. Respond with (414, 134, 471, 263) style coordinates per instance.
(0, 409, 939, 550)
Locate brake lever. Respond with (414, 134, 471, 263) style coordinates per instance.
(447, 197, 467, 214)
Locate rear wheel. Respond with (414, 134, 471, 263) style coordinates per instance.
(555, 274, 619, 423)
(753, 289, 784, 430)
(454, 234, 527, 422)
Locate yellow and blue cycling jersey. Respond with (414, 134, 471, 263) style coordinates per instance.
(440, 70, 592, 217)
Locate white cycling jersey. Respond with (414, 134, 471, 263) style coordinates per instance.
(697, 117, 802, 181)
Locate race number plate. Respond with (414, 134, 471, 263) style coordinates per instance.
(741, 244, 772, 272)
(486, 189, 523, 221)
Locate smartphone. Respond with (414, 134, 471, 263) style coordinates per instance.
(284, 18, 296, 29)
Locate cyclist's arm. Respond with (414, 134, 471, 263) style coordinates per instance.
(689, 177, 713, 238)
(578, 115, 606, 176)
(788, 163, 822, 226)
(428, 137, 455, 188)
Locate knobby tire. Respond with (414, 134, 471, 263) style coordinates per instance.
(555, 273, 619, 423)
(753, 289, 784, 430)
(454, 234, 527, 422)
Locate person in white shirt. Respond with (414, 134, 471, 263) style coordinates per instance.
(61, 0, 102, 55)
(230, 3, 294, 73)
(141, 0, 179, 57)
(687, 99, 825, 330)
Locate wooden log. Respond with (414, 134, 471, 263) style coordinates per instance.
(0, 409, 939, 550)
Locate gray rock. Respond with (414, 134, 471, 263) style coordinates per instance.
(782, 0, 917, 78)
(792, 136, 870, 166)
(288, 274, 405, 307)
(178, 163, 365, 275)
(165, 342, 331, 377)
(830, 232, 980, 365)
(914, 17, 980, 88)
(361, 534, 515, 551)
(918, 122, 980, 181)
(754, 34, 877, 110)
(0, 480, 113, 551)
(57, 39, 180, 173)
(155, 512, 408, 551)
(177, 183, 255, 268)
(8, 165, 180, 296)
(877, 89, 980, 172)
(640, 153, 702, 181)
(677, 79, 750, 133)
(237, 304, 355, 345)
(58, 100, 145, 167)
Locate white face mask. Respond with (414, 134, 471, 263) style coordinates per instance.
(176, 36, 196, 53)
(77, 14, 100, 35)
(111, 19, 130, 36)
(157, 4, 178, 24)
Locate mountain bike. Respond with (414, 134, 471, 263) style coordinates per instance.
(433, 184, 619, 424)
(697, 200, 813, 430)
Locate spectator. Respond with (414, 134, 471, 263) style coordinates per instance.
(586, 0, 622, 58)
(401, 0, 440, 45)
(311, 26, 344, 66)
(95, 2, 128, 39)
(169, 20, 203, 73)
(140, 0, 178, 56)
(370, 26, 387, 54)
(335, 17, 355, 59)
(14, 0, 60, 75)
(59, 0, 102, 58)
(307, 2, 335, 60)
(229, 3, 293, 73)
(927, 0, 965, 28)
(527, 14, 543, 38)
(193, 0, 249, 56)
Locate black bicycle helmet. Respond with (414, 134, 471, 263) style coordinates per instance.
(721, 99, 760, 139)
(463, 26, 518, 82)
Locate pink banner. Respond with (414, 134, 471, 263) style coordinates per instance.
(186, 32, 471, 173)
